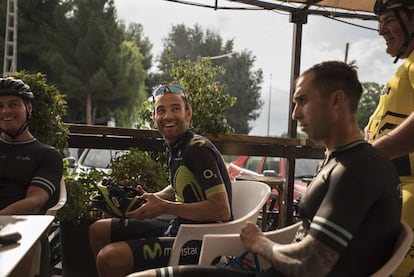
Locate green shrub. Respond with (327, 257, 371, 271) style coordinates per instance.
(110, 148, 168, 193)
(58, 149, 168, 223)
(57, 166, 106, 223)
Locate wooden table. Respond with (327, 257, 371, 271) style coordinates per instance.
(235, 175, 285, 230)
(0, 215, 54, 277)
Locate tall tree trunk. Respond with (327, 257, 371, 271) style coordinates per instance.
(92, 106, 97, 125)
(86, 92, 92, 125)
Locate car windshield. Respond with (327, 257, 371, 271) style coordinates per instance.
(81, 149, 126, 169)
(295, 158, 321, 178)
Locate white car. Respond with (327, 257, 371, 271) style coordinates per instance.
(65, 148, 128, 175)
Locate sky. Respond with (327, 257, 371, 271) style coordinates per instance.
(113, 0, 401, 136)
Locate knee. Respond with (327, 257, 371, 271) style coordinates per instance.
(96, 243, 133, 273)
(96, 245, 117, 268)
(89, 219, 110, 241)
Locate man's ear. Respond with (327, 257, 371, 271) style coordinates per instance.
(27, 102, 33, 114)
(330, 90, 345, 108)
(152, 110, 157, 128)
(186, 106, 193, 120)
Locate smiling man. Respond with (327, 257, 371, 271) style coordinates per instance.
(0, 77, 63, 215)
(0, 77, 63, 276)
(89, 84, 233, 277)
(366, 1, 414, 275)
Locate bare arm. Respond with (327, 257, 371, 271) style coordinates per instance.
(154, 184, 175, 201)
(240, 222, 339, 277)
(373, 112, 414, 159)
(0, 186, 49, 215)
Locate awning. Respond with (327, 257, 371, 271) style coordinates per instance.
(274, 0, 375, 13)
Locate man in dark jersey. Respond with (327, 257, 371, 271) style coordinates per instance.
(131, 61, 402, 277)
(0, 77, 63, 276)
(89, 84, 233, 277)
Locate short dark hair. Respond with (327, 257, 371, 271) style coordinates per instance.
(152, 91, 191, 111)
(300, 61, 363, 113)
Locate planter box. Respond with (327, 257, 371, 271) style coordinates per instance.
(60, 219, 98, 277)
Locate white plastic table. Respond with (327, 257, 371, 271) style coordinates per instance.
(0, 215, 54, 277)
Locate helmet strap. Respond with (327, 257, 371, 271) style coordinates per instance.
(393, 9, 414, 63)
(0, 121, 30, 140)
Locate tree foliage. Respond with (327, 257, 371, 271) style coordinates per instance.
(137, 58, 236, 135)
(153, 24, 263, 134)
(219, 51, 263, 133)
(121, 22, 153, 72)
(48, 0, 146, 126)
(357, 82, 382, 131)
(170, 58, 236, 135)
(0, 0, 149, 127)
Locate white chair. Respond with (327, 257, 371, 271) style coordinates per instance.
(167, 180, 271, 266)
(32, 178, 67, 277)
(198, 220, 412, 276)
(198, 221, 301, 268)
(370, 221, 413, 277)
(46, 177, 68, 216)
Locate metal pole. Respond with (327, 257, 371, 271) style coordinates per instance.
(266, 74, 272, 136)
(3, 0, 18, 76)
(284, 8, 308, 227)
(344, 42, 349, 63)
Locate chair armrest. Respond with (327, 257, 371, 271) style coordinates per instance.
(46, 178, 67, 216)
(198, 233, 245, 266)
(198, 221, 301, 268)
(168, 219, 249, 266)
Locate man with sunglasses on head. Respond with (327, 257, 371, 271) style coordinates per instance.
(367, 1, 414, 275)
(89, 84, 233, 277)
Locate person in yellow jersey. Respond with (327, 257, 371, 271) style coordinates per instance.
(367, 1, 414, 276)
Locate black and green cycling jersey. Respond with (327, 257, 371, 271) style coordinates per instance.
(167, 129, 233, 225)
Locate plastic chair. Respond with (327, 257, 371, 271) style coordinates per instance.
(46, 177, 68, 216)
(33, 178, 67, 277)
(198, 221, 301, 268)
(370, 221, 413, 277)
(198, 220, 412, 276)
(167, 180, 271, 266)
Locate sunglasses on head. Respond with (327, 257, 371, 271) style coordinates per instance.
(152, 84, 185, 98)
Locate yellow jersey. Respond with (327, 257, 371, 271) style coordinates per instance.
(365, 51, 414, 179)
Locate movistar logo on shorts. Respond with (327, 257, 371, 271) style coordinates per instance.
(143, 243, 162, 260)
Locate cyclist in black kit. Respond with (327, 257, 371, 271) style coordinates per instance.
(0, 77, 63, 276)
(89, 84, 233, 277)
(131, 62, 402, 277)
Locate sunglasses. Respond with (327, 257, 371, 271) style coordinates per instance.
(152, 84, 185, 98)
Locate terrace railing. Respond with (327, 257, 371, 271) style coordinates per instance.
(66, 123, 325, 226)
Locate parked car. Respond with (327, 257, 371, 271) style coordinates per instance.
(228, 156, 322, 200)
(65, 148, 128, 175)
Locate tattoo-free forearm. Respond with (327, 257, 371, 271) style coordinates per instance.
(373, 112, 414, 159)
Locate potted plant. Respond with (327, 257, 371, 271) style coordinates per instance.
(57, 148, 168, 277)
(57, 167, 105, 277)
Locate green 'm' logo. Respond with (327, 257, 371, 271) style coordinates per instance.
(143, 243, 162, 260)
